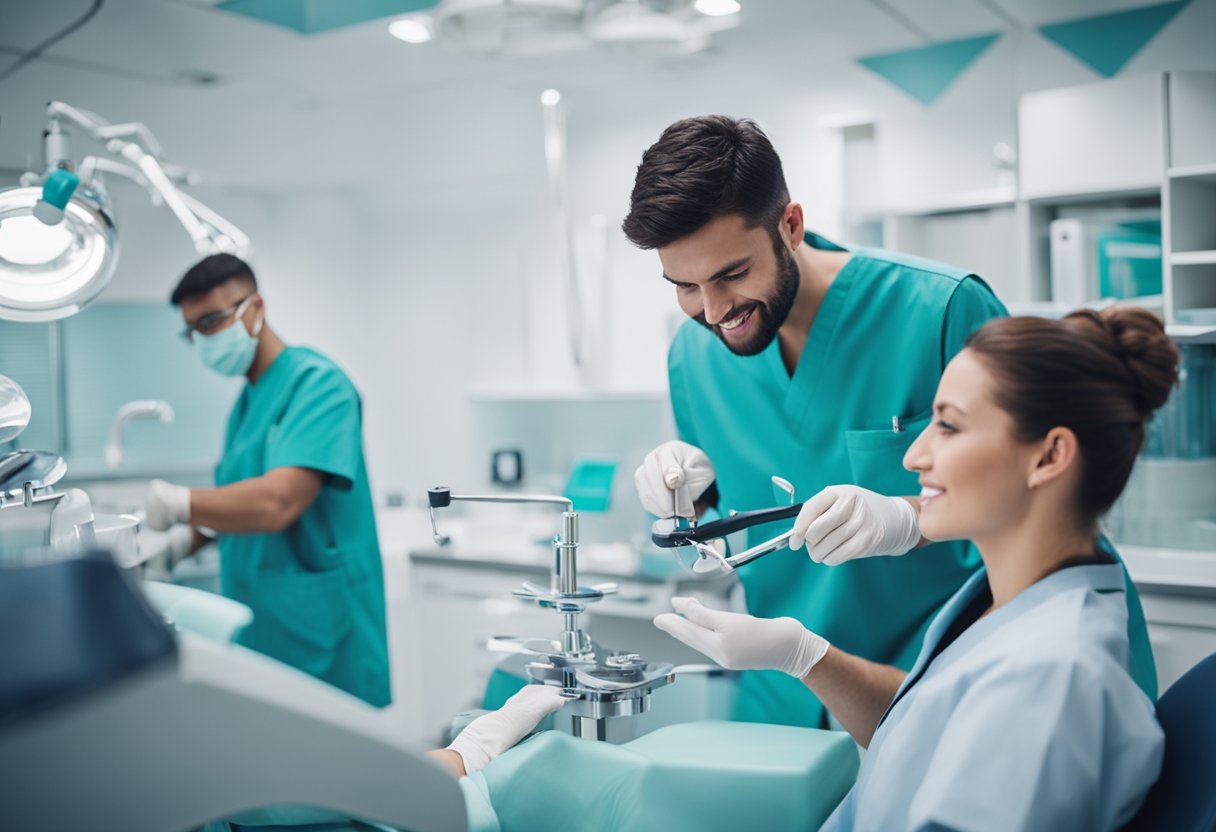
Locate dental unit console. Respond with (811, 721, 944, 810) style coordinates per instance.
(0, 374, 141, 567)
(427, 486, 674, 741)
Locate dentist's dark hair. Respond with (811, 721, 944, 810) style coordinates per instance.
(623, 115, 790, 250)
(171, 253, 257, 305)
(965, 307, 1179, 519)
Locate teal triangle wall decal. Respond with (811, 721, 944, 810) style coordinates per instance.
(1038, 1, 1189, 77)
(857, 34, 1001, 106)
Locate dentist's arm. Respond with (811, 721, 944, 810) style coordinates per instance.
(144, 467, 323, 535)
(654, 597, 905, 747)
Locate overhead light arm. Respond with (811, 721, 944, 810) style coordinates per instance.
(38, 100, 249, 257)
(0, 101, 253, 322)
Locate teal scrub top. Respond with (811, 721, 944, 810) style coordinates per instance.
(216, 346, 390, 707)
(667, 231, 1156, 728)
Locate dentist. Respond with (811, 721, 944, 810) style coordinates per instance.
(144, 254, 391, 707)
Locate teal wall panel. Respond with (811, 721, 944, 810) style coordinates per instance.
(60, 303, 240, 478)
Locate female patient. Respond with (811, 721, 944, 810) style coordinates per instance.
(656, 307, 1176, 830)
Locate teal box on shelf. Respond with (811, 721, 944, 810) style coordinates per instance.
(1098, 220, 1162, 299)
(564, 459, 617, 513)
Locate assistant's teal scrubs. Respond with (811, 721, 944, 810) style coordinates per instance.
(667, 231, 1156, 727)
(216, 346, 391, 707)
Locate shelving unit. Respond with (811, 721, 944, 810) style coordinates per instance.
(1011, 72, 1216, 337)
(1165, 87, 1216, 326)
(854, 73, 1216, 336)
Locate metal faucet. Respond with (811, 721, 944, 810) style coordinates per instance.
(427, 486, 674, 740)
(105, 400, 174, 470)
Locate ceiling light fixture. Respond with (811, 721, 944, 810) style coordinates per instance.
(694, 0, 740, 17)
(388, 15, 434, 43)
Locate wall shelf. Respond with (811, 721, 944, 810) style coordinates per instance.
(1171, 251, 1216, 266)
(1023, 185, 1161, 206)
(861, 186, 1016, 220)
(1165, 324, 1216, 343)
(1169, 164, 1216, 182)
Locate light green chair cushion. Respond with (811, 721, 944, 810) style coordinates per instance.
(467, 720, 859, 832)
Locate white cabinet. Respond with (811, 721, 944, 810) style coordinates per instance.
(1010, 71, 1216, 333)
(1019, 74, 1165, 200)
(1139, 592, 1216, 692)
(407, 559, 555, 745)
(1168, 72, 1216, 172)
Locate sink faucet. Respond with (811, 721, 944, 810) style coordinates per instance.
(105, 400, 174, 470)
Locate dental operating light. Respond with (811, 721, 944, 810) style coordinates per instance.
(0, 101, 251, 323)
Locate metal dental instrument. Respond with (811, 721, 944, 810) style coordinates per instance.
(427, 486, 674, 740)
(653, 475, 802, 574)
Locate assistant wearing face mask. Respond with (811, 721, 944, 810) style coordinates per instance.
(143, 253, 390, 707)
(193, 293, 263, 377)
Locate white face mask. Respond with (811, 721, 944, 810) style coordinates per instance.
(194, 296, 263, 377)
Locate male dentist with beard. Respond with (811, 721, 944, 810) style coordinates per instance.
(626, 115, 1014, 728)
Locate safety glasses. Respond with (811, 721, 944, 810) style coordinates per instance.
(180, 294, 256, 343)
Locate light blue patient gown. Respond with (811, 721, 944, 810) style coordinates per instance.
(820, 561, 1164, 832)
(217, 346, 390, 707)
(667, 231, 1158, 725)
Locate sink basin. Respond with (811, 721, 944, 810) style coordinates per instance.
(92, 512, 141, 567)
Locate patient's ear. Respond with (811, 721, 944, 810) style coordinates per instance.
(1027, 427, 1078, 490)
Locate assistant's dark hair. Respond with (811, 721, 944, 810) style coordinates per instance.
(623, 115, 790, 250)
(966, 307, 1180, 519)
(170, 253, 257, 306)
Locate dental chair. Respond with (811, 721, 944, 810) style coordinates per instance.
(1122, 651, 1216, 832)
(0, 550, 858, 832)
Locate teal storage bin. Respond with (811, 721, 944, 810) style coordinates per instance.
(563, 458, 616, 513)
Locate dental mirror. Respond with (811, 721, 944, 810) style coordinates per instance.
(691, 541, 730, 573)
(0, 375, 32, 444)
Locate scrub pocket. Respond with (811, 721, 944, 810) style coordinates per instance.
(250, 567, 353, 678)
(844, 413, 931, 496)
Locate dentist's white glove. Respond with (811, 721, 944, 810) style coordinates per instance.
(635, 440, 715, 518)
(144, 479, 191, 532)
(653, 597, 829, 678)
(788, 485, 920, 566)
(446, 684, 567, 775)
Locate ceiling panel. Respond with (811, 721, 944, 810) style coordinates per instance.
(881, 0, 1010, 41)
(984, 0, 1174, 27)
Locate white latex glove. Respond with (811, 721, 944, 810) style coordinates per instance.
(447, 684, 567, 775)
(653, 596, 829, 678)
(634, 440, 715, 518)
(144, 479, 190, 532)
(788, 485, 921, 566)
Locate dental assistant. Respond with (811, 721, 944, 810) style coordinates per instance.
(627, 116, 1157, 728)
(144, 254, 390, 707)
(656, 308, 1173, 830)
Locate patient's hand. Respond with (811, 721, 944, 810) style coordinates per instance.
(441, 684, 567, 776)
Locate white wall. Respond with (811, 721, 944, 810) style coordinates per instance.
(8, 0, 1216, 505)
